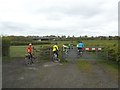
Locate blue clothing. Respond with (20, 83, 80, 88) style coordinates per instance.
(78, 43, 84, 48)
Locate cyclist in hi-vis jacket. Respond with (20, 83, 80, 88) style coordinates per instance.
(62, 44, 69, 52)
(52, 43, 59, 58)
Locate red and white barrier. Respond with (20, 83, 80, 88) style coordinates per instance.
(83, 48, 102, 50)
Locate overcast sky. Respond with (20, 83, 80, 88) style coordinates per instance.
(0, 0, 119, 36)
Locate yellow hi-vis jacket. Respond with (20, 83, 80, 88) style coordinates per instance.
(53, 45, 59, 51)
(77, 44, 78, 47)
(63, 45, 68, 48)
(62, 45, 68, 51)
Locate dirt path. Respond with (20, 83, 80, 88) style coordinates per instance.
(2, 47, 118, 88)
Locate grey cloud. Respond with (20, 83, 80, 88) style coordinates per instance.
(0, 22, 32, 35)
(0, 22, 30, 31)
(36, 0, 104, 19)
(0, 0, 118, 36)
(118, 1, 120, 36)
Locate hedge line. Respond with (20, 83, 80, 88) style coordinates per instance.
(2, 37, 11, 56)
(11, 41, 51, 46)
(101, 44, 119, 62)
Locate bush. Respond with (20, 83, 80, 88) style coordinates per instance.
(2, 37, 11, 56)
(101, 44, 119, 62)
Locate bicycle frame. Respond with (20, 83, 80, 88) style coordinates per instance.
(78, 49, 83, 57)
(25, 51, 37, 65)
(52, 53, 59, 62)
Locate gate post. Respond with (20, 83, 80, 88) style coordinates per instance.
(96, 47, 97, 60)
(85, 47, 87, 57)
(107, 50, 108, 61)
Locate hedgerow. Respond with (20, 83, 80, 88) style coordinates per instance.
(11, 41, 51, 46)
(2, 37, 11, 56)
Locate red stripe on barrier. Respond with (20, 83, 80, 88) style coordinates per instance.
(83, 48, 85, 50)
(95, 48, 98, 50)
(82, 48, 101, 50)
(89, 48, 92, 50)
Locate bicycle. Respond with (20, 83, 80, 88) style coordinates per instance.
(25, 49, 38, 65)
(65, 48, 68, 55)
(78, 48, 83, 57)
(52, 53, 60, 62)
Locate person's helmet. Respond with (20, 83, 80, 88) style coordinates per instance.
(29, 43, 32, 46)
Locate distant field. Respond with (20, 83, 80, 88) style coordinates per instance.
(83, 40, 118, 47)
(56, 40, 118, 44)
(10, 45, 41, 57)
(84, 40, 118, 44)
(10, 46, 28, 57)
(10, 44, 54, 58)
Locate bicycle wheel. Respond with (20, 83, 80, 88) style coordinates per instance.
(25, 57, 31, 65)
(52, 54, 58, 62)
(78, 50, 80, 55)
(30, 58, 34, 64)
(52, 54, 55, 62)
(80, 52, 82, 57)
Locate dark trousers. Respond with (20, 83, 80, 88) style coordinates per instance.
(28, 52, 33, 63)
(78, 47, 82, 52)
(53, 51, 58, 58)
(28, 52, 33, 59)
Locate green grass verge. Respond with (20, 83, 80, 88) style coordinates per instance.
(91, 53, 118, 72)
(37, 59, 49, 63)
(98, 61, 118, 72)
(2, 56, 13, 61)
(76, 60, 92, 71)
(89, 52, 118, 75)
(61, 61, 70, 67)
(2, 56, 25, 61)
(98, 60, 118, 80)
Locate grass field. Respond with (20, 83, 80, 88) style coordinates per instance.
(83, 40, 118, 44)
(10, 45, 51, 57)
(56, 40, 118, 47)
(10, 46, 28, 57)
